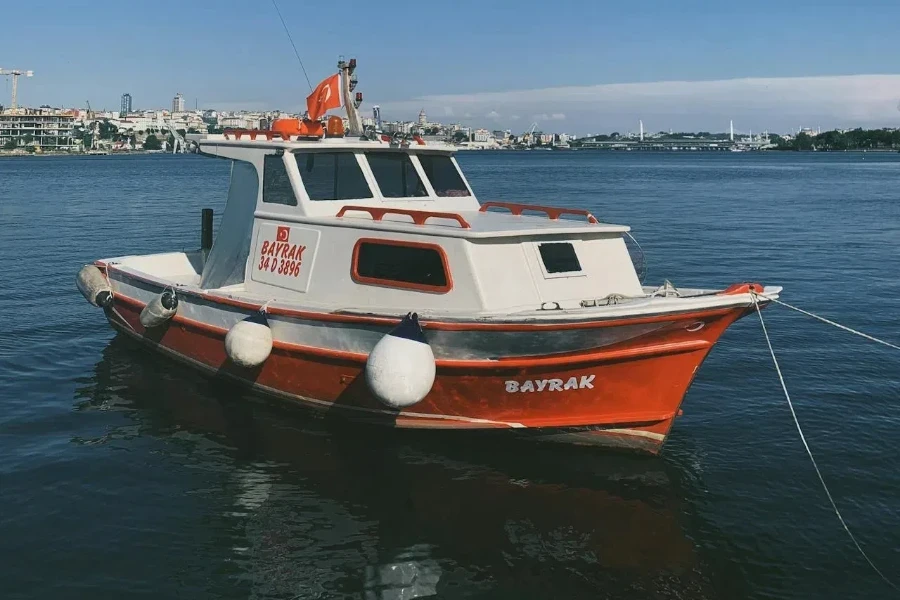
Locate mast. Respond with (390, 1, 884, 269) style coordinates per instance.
(338, 58, 363, 136)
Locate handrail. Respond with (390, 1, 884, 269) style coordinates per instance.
(223, 129, 288, 141)
(335, 205, 472, 229)
(478, 201, 598, 224)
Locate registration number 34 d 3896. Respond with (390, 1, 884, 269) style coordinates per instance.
(250, 224, 318, 292)
(257, 255, 301, 277)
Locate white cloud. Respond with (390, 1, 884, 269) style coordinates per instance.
(442, 105, 454, 116)
(378, 74, 900, 132)
(486, 110, 501, 119)
(532, 112, 566, 121)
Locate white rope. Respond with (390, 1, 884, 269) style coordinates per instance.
(751, 295, 898, 593)
(768, 297, 900, 352)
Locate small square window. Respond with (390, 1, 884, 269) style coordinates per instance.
(538, 243, 582, 274)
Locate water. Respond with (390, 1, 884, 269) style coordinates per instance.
(1, 151, 898, 599)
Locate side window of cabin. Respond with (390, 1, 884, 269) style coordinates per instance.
(294, 152, 372, 200)
(353, 240, 451, 293)
(365, 152, 428, 198)
(262, 154, 296, 206)
(418, 155, 471, 197)
(538, 242, 582, 274)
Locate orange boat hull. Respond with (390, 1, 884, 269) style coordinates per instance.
(105, 292, 754, 454)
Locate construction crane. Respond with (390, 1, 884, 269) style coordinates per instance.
(525, 122, 538, 146)
(0, 68, 34, 109)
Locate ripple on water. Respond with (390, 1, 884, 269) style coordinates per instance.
(1, 152, 899, 599)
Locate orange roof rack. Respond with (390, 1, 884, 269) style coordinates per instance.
(336, 205, 471, 229)
(479, 201, 598, 224)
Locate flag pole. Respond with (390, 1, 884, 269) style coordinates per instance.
(338, 58, 364, 136)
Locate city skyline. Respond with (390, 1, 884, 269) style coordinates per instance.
(2, 0, 899, 132)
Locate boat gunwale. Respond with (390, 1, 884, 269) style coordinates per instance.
(102, 261, 771, 332)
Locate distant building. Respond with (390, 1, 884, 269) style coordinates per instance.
(372, 105, 382, 128)
(418, 108, 427, 127)
(383, 121, 413, 134)
(172, 93, 185, 113)
(473, 128, 491, 142)
(219, 115, 252, 129)
(120, 93, 132, 117)
(0, 108, 76, 150)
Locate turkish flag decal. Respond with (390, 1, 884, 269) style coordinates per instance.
(276, 226, 290, 242)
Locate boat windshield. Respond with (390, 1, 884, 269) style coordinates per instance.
(417, 154, 470, 197)
(365, 152, 428, 198)
(294, 152, 373, 201)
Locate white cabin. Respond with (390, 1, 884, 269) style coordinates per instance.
(178, 134, 643, 317)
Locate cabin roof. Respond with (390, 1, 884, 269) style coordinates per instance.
(194, 133, 458, 154)
(281, 208, 630, 239)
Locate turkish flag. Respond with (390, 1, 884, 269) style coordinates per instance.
(276, 226, 290, 242)
(306, 73, 342, 121)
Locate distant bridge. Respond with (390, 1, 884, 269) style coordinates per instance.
(578, 139, 771, 151)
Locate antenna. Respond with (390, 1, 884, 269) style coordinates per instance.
(270, 0, 313, 92)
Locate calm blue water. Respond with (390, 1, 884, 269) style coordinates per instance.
(1, 151, 898, 599)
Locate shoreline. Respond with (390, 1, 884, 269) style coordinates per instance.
(0, 150, 174, 159)
(1, 148, 896, 159)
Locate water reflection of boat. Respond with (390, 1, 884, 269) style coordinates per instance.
(72, 336, 724, 598)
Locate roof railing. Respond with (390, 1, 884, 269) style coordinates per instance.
(223, 129, 290, 141)
(478, 201, 599, 224)
(335, 205, 472, 229)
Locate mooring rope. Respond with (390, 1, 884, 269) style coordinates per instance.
(751, 294, 898, 593)
(768, 297, 900, 352)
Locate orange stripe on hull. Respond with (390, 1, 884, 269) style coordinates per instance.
(105, 295, 747, 453)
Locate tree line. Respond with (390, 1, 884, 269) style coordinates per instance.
(771, 128, 900, 151)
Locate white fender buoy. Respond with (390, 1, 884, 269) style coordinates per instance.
(76, 264, 113, 308)
(225, 314, 273, 368)
(139, 289, 178, 328)
(365, 312, 436, 409)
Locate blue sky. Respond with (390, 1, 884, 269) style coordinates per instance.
(2, 0, 899, 133)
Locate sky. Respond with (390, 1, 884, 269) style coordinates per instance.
(2, 0, 899, 134)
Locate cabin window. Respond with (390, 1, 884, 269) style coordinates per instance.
(365, 152, 428, 198)
(418, 155, 471, 197)
(352, 239, 451, 293)
(538, 242, 582, 274)
(294, 152, 372, 200)
(262, 154, 297, 206)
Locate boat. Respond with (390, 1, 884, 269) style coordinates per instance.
(75, 58, 781, 454)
